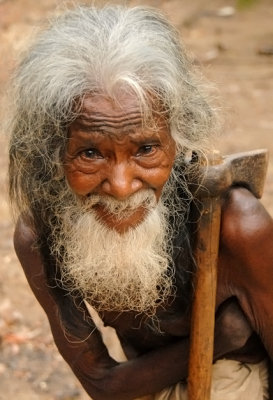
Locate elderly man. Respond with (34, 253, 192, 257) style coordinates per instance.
(8, 5, 273, 400)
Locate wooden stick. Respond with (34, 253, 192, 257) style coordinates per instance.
(187, 149, 268, 399)
(187, 191, 221, 400)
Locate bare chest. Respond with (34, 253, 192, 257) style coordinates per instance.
(99, 296, 192, 354)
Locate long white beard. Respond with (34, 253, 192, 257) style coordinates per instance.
(53, 190, 175, 315)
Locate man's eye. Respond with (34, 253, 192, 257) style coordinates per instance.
(137, 145, 157, 156)
(81, 148, 102, 159)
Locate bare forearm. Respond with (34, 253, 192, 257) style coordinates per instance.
(71, 327, 243, 400)
(72, 338, 190, 400)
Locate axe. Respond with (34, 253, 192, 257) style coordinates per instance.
(187, 149, 269, 400)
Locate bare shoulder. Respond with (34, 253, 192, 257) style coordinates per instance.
(14, 215, 37, 253)
(221, 186, 273, 251)
(13, 215, 43, 278)
(219, 186, 273, 302)
(13, 215, 53, 316)
(219, 189, 273, 360)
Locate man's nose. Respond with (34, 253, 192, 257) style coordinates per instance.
(101, 163, 143, 199)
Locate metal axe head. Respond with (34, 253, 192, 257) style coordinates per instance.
(190, 149, 269, 199)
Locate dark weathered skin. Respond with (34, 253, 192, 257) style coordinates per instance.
(14, 187, 273, 400)
(12, 92, 273, 399)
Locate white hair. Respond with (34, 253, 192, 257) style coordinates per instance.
(9, 5, 217, 226)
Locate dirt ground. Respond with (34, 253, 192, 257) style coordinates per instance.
(0, 0, 272, 399)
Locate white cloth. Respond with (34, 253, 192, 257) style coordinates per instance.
(153, 359, 269, 400)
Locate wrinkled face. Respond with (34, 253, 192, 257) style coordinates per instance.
(64, 93, 176, 232)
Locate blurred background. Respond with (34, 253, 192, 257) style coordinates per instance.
(0, 0, 272, 399)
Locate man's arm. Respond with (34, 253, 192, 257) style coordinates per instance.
(14, 216, 253, 400)
(220, 187, 273, 398)
(220, 187, 273, 358)
(14, 217, 191, 400)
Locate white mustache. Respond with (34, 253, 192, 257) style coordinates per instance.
(83, 190, 157, 217)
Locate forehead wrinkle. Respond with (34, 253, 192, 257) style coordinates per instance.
(76, 109, 145, 135)
(71, 123, 159, 141)
(80, 110, 142, 121)
(80, 107, 142, 120)
(79, 116, 143, 128)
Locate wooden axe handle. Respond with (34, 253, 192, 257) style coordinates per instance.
(186, 149, 268, 399)
(187, 195, 221, 400)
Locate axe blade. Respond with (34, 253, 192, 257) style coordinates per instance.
(224, 148, 269, 199)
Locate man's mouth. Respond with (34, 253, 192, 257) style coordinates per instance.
(82, 190, 158, 233)
(94, 202, 137, 218)
(93, 203, 150, 233)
